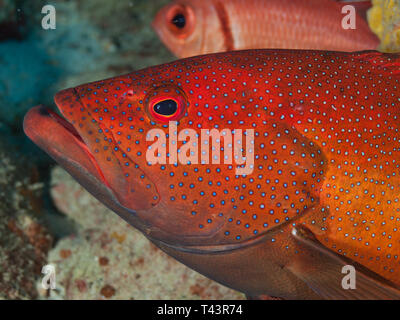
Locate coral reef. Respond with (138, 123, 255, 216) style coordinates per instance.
(44, 167, 244, 300)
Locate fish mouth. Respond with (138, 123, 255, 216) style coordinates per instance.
(23, 91, 154, 234)
(24, 104, 108, 187)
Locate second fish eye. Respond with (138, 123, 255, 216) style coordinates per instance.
(153, 99, 178, 116)
(172, 13, 186, 29)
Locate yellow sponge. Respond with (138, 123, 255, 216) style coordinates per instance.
(368, 0, 400, 52)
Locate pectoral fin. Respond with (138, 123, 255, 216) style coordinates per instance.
(286, 225, 400, 300)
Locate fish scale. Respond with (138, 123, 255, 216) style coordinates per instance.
(24, 49, 400, 298)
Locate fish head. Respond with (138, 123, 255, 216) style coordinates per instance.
(24, 51, 326, 251)
(24, 65, 229, 248)
(152, 0, 226, 58)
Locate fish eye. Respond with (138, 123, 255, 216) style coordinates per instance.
(153, 99, 178, 116)
(165, 4, 195, 37)
(146, 86, 188, 123)
(172, 13, 186, 29)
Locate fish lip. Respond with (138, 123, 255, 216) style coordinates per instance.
(24, 84, 113, 191)
(53, 88, 100, 165)
(24, 104, 108, 186)
(42, 106, 83, 146)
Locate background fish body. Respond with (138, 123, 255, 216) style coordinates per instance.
(24, 50, 400, 299)
(152, 0, 380, 58)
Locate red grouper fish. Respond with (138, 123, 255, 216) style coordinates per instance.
(152, 0, 379, 58)
(24, 49, 400, 299)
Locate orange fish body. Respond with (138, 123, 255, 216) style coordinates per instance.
(152, 0, 379, 58)
(24, 49, 400, 299)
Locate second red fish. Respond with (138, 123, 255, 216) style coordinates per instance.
(153, 0, 379, 58)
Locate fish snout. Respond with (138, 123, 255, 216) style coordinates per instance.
(54, 87, 80, 116)
(23, 105, 50, 143)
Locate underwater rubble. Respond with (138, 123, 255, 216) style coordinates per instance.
(0, 132, 52, 299)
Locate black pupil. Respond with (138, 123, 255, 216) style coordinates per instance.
(154, 99, 178, 116)
(172, 14, 186, 29)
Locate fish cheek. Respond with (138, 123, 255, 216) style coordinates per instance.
(125, 158, 240, 245)
(70, 114, 160, 211)
(135, 178, 228, 244)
